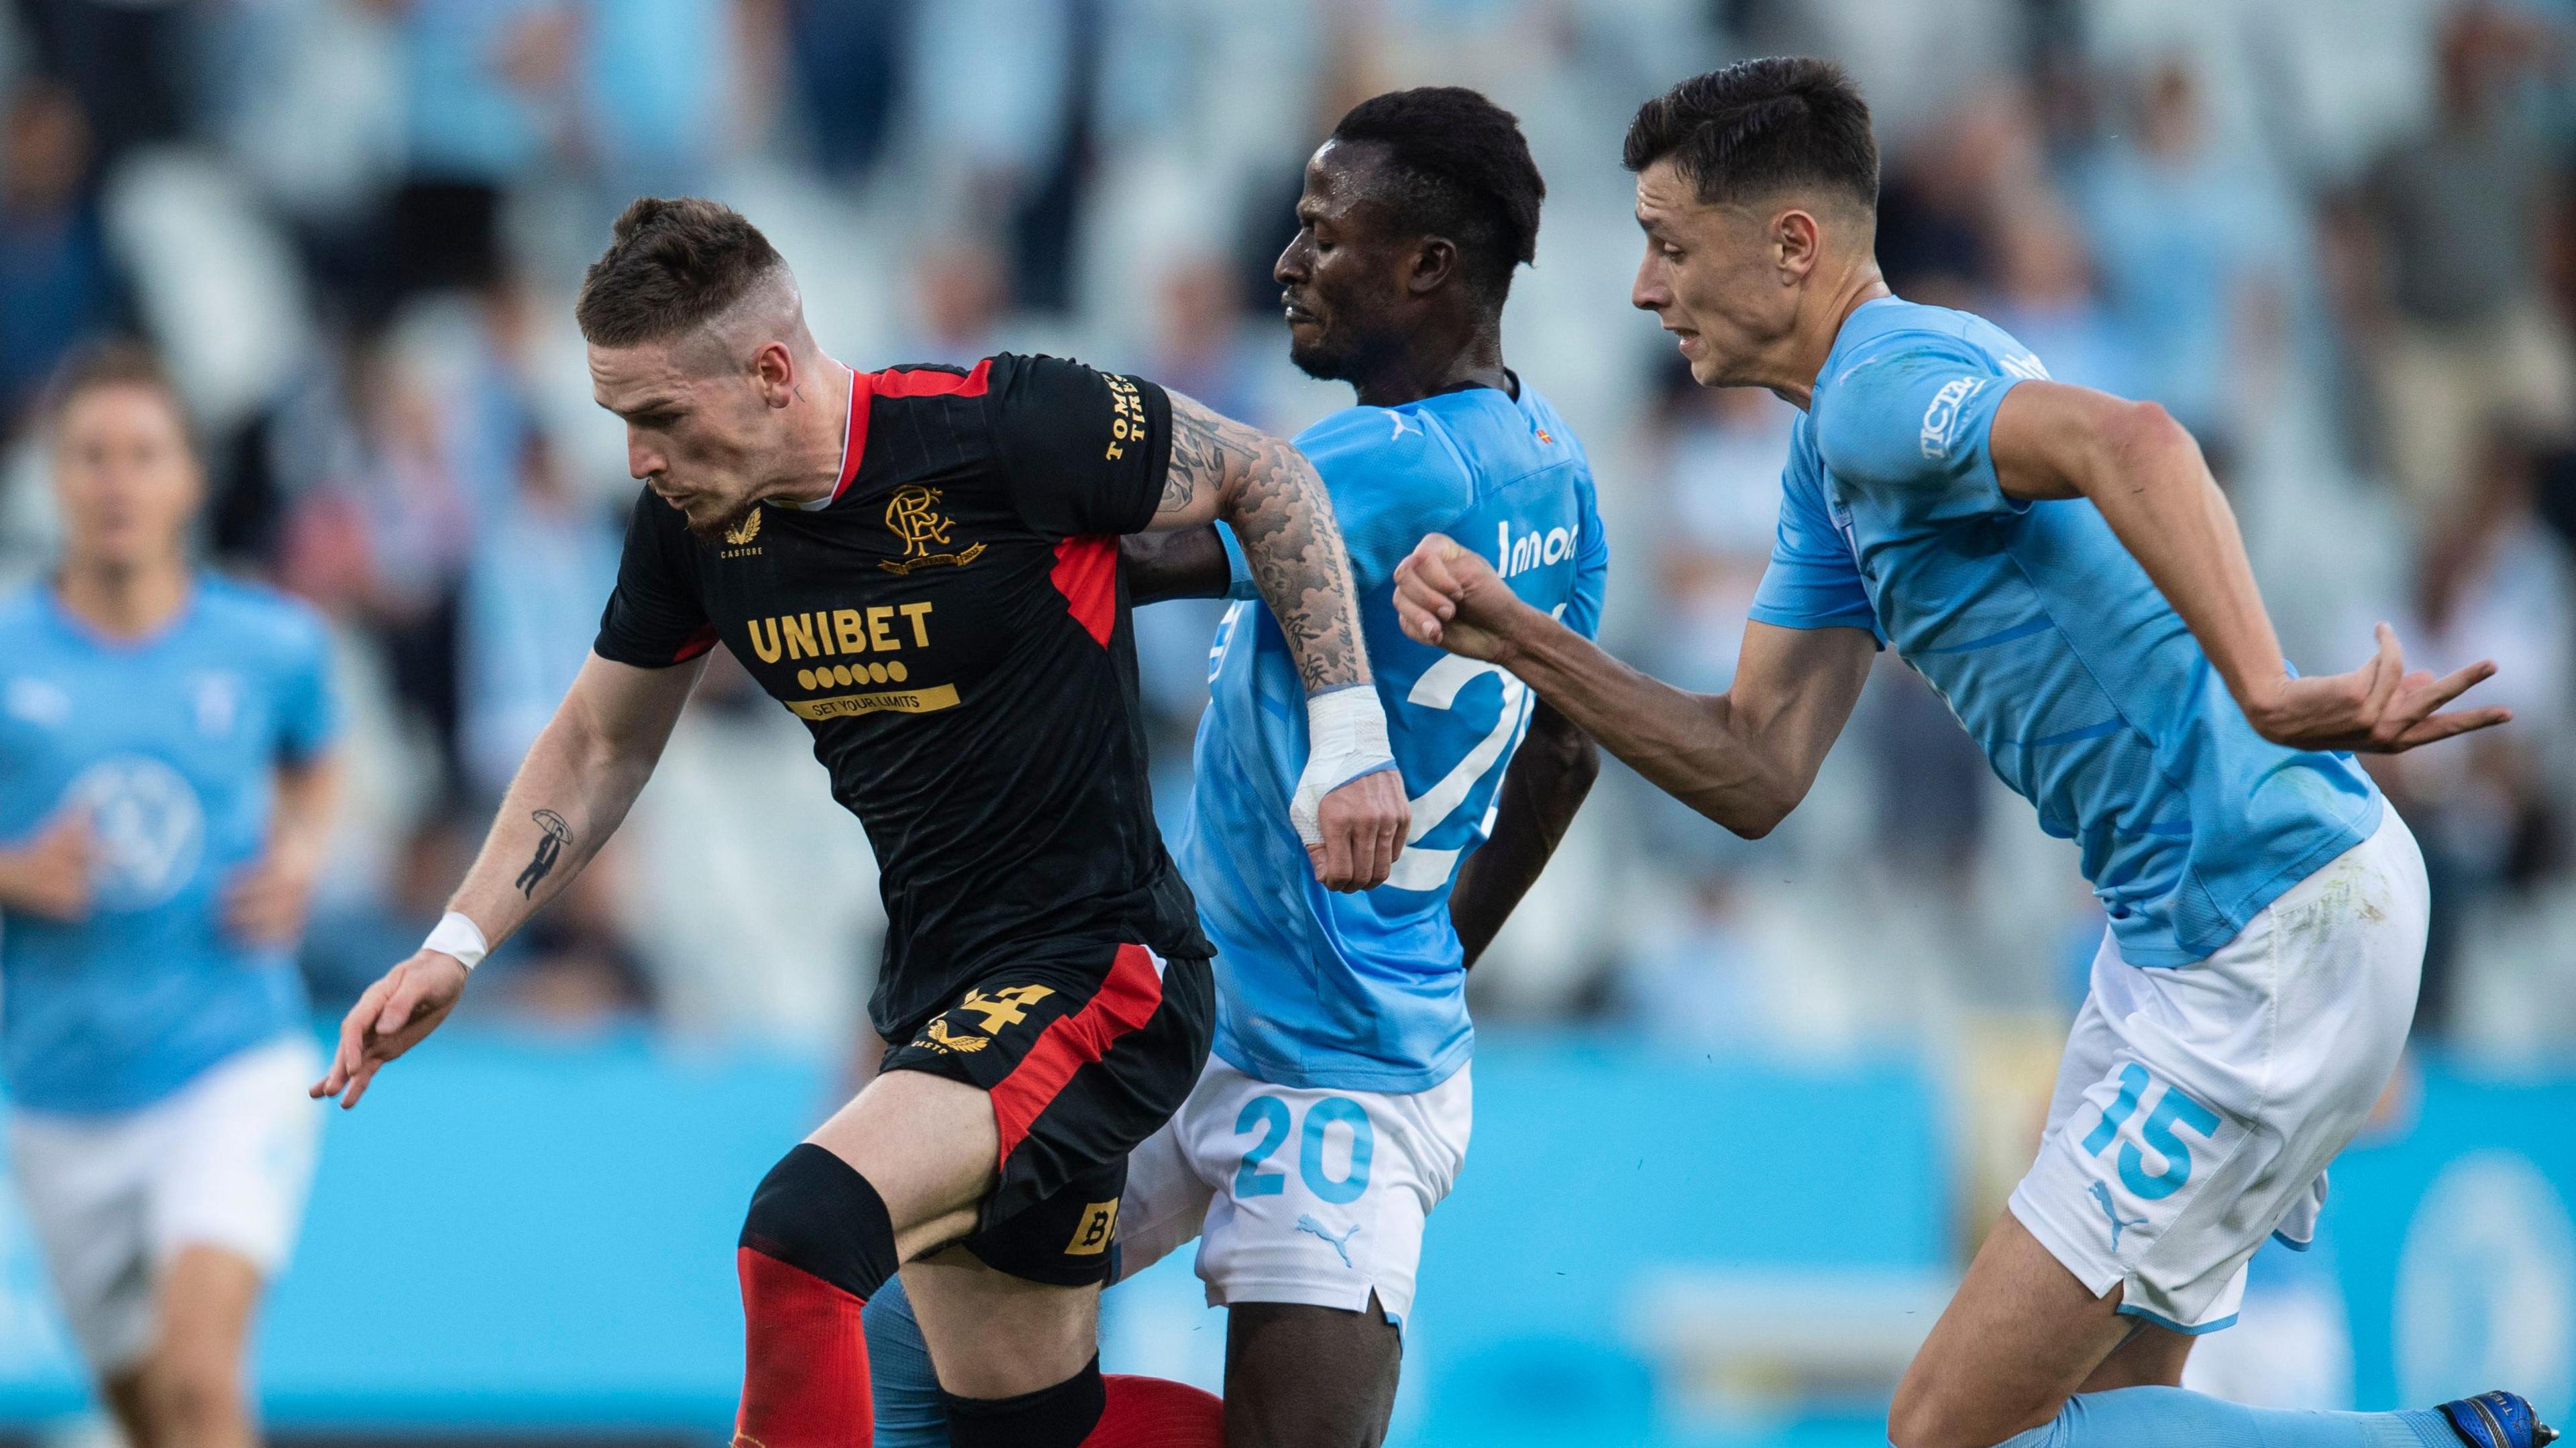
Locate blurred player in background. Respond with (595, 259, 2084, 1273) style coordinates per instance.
(1396, 58, 2552, 1448)
(864, 87, 1605, 1448)
(313, 197, 1405, 1448)
(0, 344, 342, 1448)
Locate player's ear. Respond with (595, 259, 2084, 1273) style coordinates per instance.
(750, 340, 796, 408)
(1773, 208, 1823, 285)
(1411, 236, 1458, 297)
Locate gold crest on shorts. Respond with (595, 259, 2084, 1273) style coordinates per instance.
(915, 984, 1057, 1054)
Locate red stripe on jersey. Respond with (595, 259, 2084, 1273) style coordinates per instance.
(989, 944, 1164, 1168)
(873, 357, 992, 399)
(823, 368, 873, 507)
(672, 623, 718, 663)
(1050, 535, 1119, 647)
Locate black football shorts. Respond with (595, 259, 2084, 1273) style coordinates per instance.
(878, 940, 1214, 1285)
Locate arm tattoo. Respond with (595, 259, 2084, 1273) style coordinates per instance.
(1159, 394, 1367, 692)
(515, 810, 573, 897)
(1158, 403, 1247, 516)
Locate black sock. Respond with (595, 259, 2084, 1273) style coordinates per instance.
(942, 1355, 1107, 1448)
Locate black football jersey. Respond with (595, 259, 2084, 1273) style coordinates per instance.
(594, 353, 1214, 1036)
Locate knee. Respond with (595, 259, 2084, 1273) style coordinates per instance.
(142, 1351, 243, 1440)
(1886, 1377, 1944, 1448)
(1887, 1374, 2000, 1448)
(1888, 1378, 2056, 1448)
(739, 1143, 900, 1302)
(1223, 1303, 1399, 1448)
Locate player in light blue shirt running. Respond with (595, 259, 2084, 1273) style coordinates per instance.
(863, 88, 1605, 1447)
(1398, 58, 2545, 1448)
(0, 345, 341, 1448)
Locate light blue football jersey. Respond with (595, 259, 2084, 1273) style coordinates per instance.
(1177, 382, 1607, 1093)
(0, 576, 339, 1113)
(1750, 296, 2381, 967)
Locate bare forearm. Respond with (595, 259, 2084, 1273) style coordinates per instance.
(2076, 408, 2286, 710)
(0, 852, 48, 912)
(268, 755, 343, 871)
(1450, 706, 1598, 966)
(447, 737, 621, 943)
(1495, 616, 1796, 837)
(445, 657, 696, 942)
(1160, 395, 1368, 693)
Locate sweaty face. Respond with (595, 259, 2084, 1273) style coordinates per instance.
(589, 339, 777, 541)
(1629, 158, 1801, 388)
(52, 384, 201, 573)
(1274, 141, 1418, 382)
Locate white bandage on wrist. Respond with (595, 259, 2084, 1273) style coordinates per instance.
(1290, 685, 1396, 848)
(422, 911, 490, 972)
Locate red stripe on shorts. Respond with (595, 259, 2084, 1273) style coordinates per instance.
(989, 944, 1165, 1168)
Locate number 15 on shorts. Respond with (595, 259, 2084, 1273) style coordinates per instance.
(2082, 1063, 2222, 1202)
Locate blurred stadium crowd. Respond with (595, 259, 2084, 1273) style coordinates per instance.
(1, 0, 2572, 1068)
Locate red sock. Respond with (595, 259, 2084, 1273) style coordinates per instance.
(1081, 1375, 1226, 1447)
(733, 1247, 872, 1448)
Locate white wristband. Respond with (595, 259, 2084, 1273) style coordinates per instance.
(422, 911, 490, 972)
(1290, 685, 1396, 848)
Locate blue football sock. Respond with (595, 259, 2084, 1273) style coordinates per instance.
(861, 1274, 955, 1448)
(1988, 1387, 2457, 1448)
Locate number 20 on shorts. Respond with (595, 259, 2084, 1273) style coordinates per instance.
(1235, 1095, 1375, 1205)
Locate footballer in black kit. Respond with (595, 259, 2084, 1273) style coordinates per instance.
(320, 195, 1403, 1446)
(594, 351, 1216, 1281)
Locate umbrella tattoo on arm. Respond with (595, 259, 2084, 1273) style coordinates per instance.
(515, 810, 573, 898)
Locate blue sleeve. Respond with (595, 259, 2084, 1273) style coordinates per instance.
(1215, 522, 1257, 600)
(1562, 473, 1609, 641)
(1295, 406, 1470, 592)
(1809, 339, 2029, 528)
(1748, 431, 1881, 639)
(273, 602, 340, 763)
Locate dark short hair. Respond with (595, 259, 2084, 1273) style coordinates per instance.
(576, 196, 787, 348)
(1623, 58, 1879, 213)
(1329, 87, 1545, 304)
(48, 339, 189, 440)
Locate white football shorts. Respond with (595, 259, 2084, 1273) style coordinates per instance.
(8, 1034, 323, 1370)
(1116, 1056, 1471, 1329)
(2010, 807, 2428, 1333)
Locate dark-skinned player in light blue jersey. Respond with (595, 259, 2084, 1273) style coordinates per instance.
(864, 88, 1606, 1448)
(1395, 58, 2549, 1448)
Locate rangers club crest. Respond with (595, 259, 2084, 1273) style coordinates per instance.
(879, 486, 985, 575)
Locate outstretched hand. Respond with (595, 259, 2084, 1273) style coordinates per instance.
(1393, 534, 1532, 662)
(311, 951, 470, 1109)
(2242, 623, 2510, 754)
